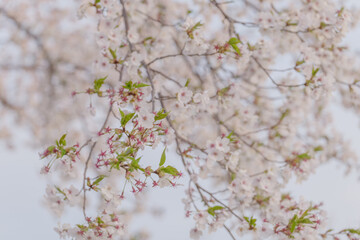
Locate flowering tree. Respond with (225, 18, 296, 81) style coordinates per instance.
(2, 0, 360, 239)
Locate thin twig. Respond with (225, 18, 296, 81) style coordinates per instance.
(251, 56, 305, 88)
(119, 0, 134, 52)
(149, 68, 182, 87)
(136, 10, 176, 27)
(81, 104, 112, 218)
(223, 224, 236, 240)
(141, 60, 156, 112)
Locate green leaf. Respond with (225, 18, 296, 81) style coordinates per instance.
(55, 185, 67, 198)
(314, 146, 323, 152)
(247, 42, 256, 51)
(161, 165, 179, 176)
(159, 148, 166, 166)
(319, 21, 327, 29)
(133, 82, 150, 88)
(244, 216, 257, 229)
(123, 81, 133, 90)
(59, 134, 67, 146)
(299, 218, 313, 224)
(300, 207, 311, 219)
(226, 131, 235, 142)
(130, 158, 141, 171)
(116, 148, 135, 169)
(116, 155, 125, 162)
(154, 109, 169, 121)
(251, 218, 256, 225)
(228, 37, 241, 45)
(311, 67, 320, 77)
(187, 21, 203, 39)
(296, 59, 305, 66)
(93, 175, 106, 186)
(231, 45, 241, 56)
(185, 78, 190, 87)
(121, 112, 135, 127)
(47, 145, 56, 152)
(297, 153, 311, 160)
(111, 160, 121, 170)
(228, 37, 242, 56)
(289, 214, 298, 233)
(108, 47, 117, 60)
(207, 206, 224, 216)
(96, 216, 104, 224)
(76, 224, 88, 231)
(122, 147, 134, 156)
(143, 36, 155, 46)
(94, 76, 107, 91)
(60, 148, 67, 157)
(191, 21, 203, 31)
(230, 172, 236, 181)
(119, 109, 125, 119)
(279, 109, 290, 122)
(218, 86, 230, 96)
(286, 20, 298, 26)
(344, 229, 360, 235)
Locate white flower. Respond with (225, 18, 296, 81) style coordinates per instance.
(77, 1, 91, 19)
(206, 155, 217, 168)
(193, 91, 210, 111)
(193, 93, 202, 103)
(257, 11, 282, 29)
(54, 223, 71, 239)
(182, 18, 195, 31)
(100, 185, 114, 201)
(177, 87, 193, 105)
(190, 228, 202, 240)
(128, 29, 139, 42)
(158, 177, 171, 188)
(194, 211, 209, 230)
(130, 51, 143, 67)
(63, 185, 79, 206)
(138, 109, 154, 128)
(44, 185, 65, 217)
(228, 150, 240, 170)
(215, 137, 230, 152)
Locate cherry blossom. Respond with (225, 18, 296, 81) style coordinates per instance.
(2, 0, 360, 239)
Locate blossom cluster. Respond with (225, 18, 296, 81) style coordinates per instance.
(2, 0, 360, 239)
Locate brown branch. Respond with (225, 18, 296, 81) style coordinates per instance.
(217, 117, 283, 163)
(119, 0, 134, 52)
(172, 39, 206, 85)
(147, 53, 183, 66)
(141, 60, 156, 112)
(149, 68, 182, 87)
(223, 225, 236, 240)
(81, 104, 112, 219)
(136, 10, 176, 27)
(251, 56, 305, 88)
(197, 185, 243, 222)
(211, 0, 257, 33)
